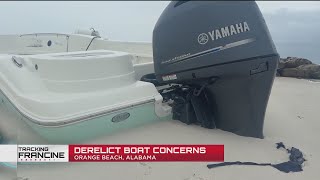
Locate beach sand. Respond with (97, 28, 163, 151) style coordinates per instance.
(1, 77, 320, 180)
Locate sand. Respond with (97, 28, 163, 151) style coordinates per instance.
(1, 77, 320, 180)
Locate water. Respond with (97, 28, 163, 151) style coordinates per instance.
(275, 42, 320, 64)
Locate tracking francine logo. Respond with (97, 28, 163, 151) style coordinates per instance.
(18, 145, 69, 162)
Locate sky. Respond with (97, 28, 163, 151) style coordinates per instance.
(0, 1, 319, 63)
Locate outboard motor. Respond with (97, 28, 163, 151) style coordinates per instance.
(148, 1, 279, 138)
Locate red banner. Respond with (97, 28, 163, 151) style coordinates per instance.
(69, 145, 224, 162)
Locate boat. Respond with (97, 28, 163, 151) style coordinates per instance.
(0, 1, 278, 144)
(0, 30, 171, 144)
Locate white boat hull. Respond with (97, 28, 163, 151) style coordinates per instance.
(0, 33, 171, 144)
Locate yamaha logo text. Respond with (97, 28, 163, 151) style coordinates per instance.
(198, 21, 250, 45)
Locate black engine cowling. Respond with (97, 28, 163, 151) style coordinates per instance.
(151, 1, 279, 138)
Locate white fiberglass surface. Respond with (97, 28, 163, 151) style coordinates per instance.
(15, 81, 160, 123)
(0, 49, 161, 124)
(28, 50, 135, 82)
(52, 51, 113, 58)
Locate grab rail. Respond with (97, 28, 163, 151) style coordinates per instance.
(19, 33, 70, 38)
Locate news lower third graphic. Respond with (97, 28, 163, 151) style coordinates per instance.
(0, 145, 224, 163)
(18, 145, 69, 162)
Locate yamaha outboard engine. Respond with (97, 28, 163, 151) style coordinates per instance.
(149, 1, 279, 138)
